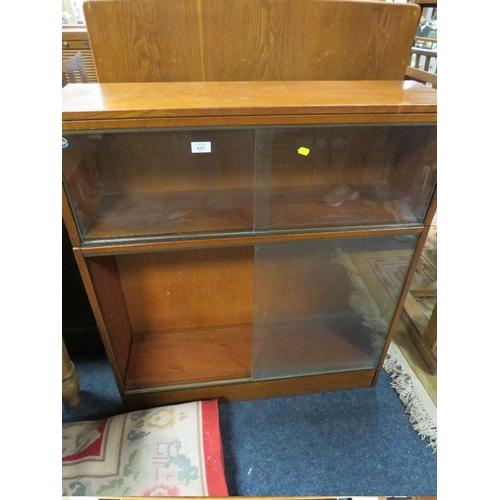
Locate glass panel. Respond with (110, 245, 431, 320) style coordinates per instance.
(256, 124, 436, 231)
(62, 129, 256, 242)
(252, 234, 418, 380)
(63, 123, 435, 243)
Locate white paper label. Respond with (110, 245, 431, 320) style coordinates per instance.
(191, 142, 211, 153)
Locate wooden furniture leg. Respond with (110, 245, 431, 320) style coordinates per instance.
(402, 287, 437, 375)
(423, 303, 437, 352)
(62, 338, 80, 407)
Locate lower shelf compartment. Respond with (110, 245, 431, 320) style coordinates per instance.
(125, 315, 383, 391)
(125, 324, 253, 390)
(86, 232, 419, 401)
(252, 316, 383, 380)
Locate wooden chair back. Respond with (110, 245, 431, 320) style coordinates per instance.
(83, 0, 421, 83)
(62, 51, 89, 86)
(406, 47, 437, 88)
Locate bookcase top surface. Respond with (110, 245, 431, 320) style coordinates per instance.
(62, 80, 436, 124)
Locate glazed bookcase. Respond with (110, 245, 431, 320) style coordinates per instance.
(62, 80, 437, 409)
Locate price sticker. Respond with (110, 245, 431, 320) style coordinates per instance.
(191, 142, 212, 153)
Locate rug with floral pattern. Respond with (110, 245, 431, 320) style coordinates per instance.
(62, 400, 228, 497)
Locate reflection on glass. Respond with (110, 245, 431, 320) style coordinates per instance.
(257, 125, 436, 231)
(62, 129, 256, 241)
(63, 124, 436, 242)
(252, 234, 418, 379)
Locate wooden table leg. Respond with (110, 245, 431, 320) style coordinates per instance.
(62, 338, 80, 407)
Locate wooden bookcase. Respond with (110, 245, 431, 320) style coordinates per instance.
(62, 80, 437, 410)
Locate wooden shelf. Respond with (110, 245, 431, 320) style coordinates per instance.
(84, 188, 254, 240)
(126, 324, 253, 390)
(125, 314, 383, 391)
(253, 315, 382, 380)
(62, 81, 437, 126)
(268, 183, 418, 229)
(80, 183, 420, 241)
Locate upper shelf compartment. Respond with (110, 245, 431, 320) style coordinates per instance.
(256, 124, 436, 231)
(63, 128, 256, 241)
(62, 81, 437, 244)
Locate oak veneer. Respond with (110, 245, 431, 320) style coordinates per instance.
(62, 80, 437, 122)
(83, 0, 420, 83)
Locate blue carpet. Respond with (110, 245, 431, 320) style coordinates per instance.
(62, 354, 436, 496)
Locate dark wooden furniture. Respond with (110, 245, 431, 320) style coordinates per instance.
(62, 50, 90, 87)
(62, 27, 98, 83)
(62, 80, 437, 410)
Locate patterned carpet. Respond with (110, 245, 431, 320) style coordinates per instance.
(352, 214, 437, 318)
(391, 214, 437, 405)
(411, 213, 437, 318)
(353, 215, 438, 452)
(346, 214, 437, 408)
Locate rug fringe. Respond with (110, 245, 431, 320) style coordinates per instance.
(383, 348, 437, 454)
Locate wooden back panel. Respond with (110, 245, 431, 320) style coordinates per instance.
(83, 0, 420, 83)
(116, 247, 255, 332)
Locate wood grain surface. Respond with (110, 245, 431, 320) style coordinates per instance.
(83, 0, 420, 83)
(62, 80, 437, 123)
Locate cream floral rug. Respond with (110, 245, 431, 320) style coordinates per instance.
(62, 400, 228, 497)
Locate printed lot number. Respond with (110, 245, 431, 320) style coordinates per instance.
(191, 142, 211, 153)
